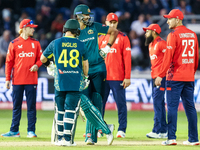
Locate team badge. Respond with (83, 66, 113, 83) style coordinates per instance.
(88, 29, 94, 34)
(88, 9, 91, 13)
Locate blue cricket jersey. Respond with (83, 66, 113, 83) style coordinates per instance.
(43, 36, 88, 91)
(78, 22, 109, 73)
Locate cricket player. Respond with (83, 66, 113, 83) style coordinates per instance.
(1, 19, 42, 138)
(98, 13, 131, 138)
(143, 24, 167, 139)
(40, 19, 89, 146)
(74, 4, 118, 145)
(155, 9, 199, 146)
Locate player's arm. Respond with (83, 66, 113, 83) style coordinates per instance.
(106, 26, 118, 46)
(82, 44, 89, 76)
(122, 35, 131, 88)
(40, 41, 54, 65)
(99, 26, 118, 58)
(82, 44, 90, 89)
(83, 59, 89, 76)
(40, 41, 55, 76)
(155, 33, 176, 86)
(40, 54, 48, 64)
(5, 42, 14, 89)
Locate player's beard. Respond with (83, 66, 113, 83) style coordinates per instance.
(145, 34, 153, 46)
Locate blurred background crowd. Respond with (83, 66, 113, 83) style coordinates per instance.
(0, 0, 200, 74)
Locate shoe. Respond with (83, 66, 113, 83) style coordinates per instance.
(106, 124, 115, 145)
(183, 141, 199, 145)
(1, 131, 20, 137)
(160, 132, 168, 139)
(62, 140, 77, 146)
(146, 132, 161, 138)
(86, 138, 94, 145)
(162, 139, 177, 145)
(27, 131, 37, 138)
(116, 131, 125, 138)
(55, 139, 62, 146)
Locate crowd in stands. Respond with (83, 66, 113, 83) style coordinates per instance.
(0, 0, 200, 74)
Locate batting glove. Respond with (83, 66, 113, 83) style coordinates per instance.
(47, 61, 55, 76)
(99, 45, 111, 58)
(84, 75, 90, 90)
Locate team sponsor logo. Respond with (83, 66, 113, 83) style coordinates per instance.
(58, 69, 64, 74)
(150, 54, 157, 60)
(102, 24, 106, 27)
(126, 47, 131, 51)
(40, 49, 42, 53)
(80, 37, 95, 42)
(109, 48, 117, 53)
(19, 51, 35, 57)
(58, 69, 79, 74)
(18, 45, 23, 48)
(179, 33, 195, 38)
(167, 46, 172, 49)
(162, 49, 166, 53)
(88, 29, 94, 34)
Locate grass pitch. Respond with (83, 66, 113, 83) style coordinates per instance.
(0, 110, 200, 150)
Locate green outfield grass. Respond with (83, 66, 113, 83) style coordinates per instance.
(0, 110, 200, 150)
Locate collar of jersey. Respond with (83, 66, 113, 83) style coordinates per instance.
(153, 36, 160, 43)
(64, 35, 75, 38)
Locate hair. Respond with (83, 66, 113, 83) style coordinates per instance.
(18, 29, 23, 34)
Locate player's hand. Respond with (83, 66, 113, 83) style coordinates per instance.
(84, 75, 90, 90)
(47, 61, 55, 76)
(121, 79, 131, 89)
(99, 45, 111, 58)
(5, 81, 11, 89)
(29, 64, 39, 72)
(155, 77, 162, 86)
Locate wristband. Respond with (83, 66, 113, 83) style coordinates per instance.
(43, 59, 50, 67)
(107, 43, 112, 47)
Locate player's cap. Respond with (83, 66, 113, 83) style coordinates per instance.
(143, 24, 161, 34)
(106, 13, 118, 22)
(163, 9, 184, 20)
(63, 19, 80, 30)
(19, 19, 38, 29)
(74, 4, 93, 15)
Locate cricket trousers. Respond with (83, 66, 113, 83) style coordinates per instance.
(102, 80, 127, 133)
(82, 71, 106, 143)
(10, 85, 37, 132)
(166, 81, 198, 142)
(152, 77, 167, 134)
